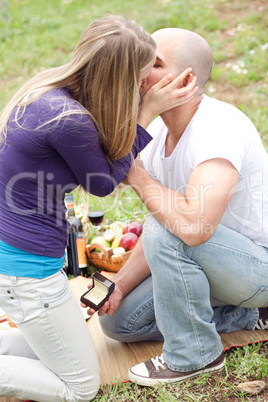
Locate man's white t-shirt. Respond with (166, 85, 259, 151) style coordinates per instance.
(141, 95, 268, 247)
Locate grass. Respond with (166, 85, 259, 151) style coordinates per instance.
(91, 343, 268, 401)
(1, 0, 268, 400)
(1, 0, 267, 146)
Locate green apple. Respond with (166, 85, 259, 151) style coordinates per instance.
(90, 236, 110, 252)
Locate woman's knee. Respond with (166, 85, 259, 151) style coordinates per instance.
(74, 376, 100, 402)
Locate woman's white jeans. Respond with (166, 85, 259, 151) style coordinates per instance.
(0, 269, 100, 401)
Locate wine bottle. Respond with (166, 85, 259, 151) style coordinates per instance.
(65, 194, 87, 277)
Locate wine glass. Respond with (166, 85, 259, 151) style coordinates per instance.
(88, 211, 104, 236)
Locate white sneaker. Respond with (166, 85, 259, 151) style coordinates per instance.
(255, 308, 268, 330)
(128, 352, 225, 387)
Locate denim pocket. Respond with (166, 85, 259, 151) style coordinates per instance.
(0, 287, 24, 324)
(239, 287, 268, 308)
(37, 269, 70, 307)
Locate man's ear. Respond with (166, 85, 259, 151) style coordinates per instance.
(180, 72, 194, 88)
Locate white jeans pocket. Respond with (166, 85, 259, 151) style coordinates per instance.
(0, 286, 24, 324)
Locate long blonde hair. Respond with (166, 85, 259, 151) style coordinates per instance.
(0, 16, 156, 160)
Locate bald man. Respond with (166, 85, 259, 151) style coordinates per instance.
(98, 29, 268, 385)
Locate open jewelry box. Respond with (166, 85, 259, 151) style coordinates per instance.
(80, 272, 115, 311)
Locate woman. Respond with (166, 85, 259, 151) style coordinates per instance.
(0, 15, 196, 401)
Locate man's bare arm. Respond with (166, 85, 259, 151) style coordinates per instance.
(125, 158, 239, 247)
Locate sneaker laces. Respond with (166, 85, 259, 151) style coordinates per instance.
(151, 354, 166, 371)
(255, 318, 268, 330)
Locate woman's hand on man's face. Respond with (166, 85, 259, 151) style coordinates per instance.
(138, 68, 198, 129)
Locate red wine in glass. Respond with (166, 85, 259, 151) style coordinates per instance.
(88, 212, 104, 227)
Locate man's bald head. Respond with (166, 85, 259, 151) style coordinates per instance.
(152, 28, 213, 90)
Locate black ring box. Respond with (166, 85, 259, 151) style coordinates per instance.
(80, 272, 115, 311)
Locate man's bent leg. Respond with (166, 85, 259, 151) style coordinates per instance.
(142, 217, 266, 371)
(142, 216, 223, 372)
(100, 227, 259, 344)
(212, 305, 257, 332)
(99, 276, 163, 342)
(187, 224, 268, 313)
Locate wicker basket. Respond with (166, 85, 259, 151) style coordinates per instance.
(86, 243, 132, 272)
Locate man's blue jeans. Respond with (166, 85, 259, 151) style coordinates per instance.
(100, 216, 268, 372)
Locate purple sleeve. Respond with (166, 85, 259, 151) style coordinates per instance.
(48, 114, 152, 197)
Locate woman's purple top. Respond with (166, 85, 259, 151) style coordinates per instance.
(0, 88, 152, 258)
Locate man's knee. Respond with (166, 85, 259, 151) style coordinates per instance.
(99, 314, 131, 342)
(99, 314, 117, 339)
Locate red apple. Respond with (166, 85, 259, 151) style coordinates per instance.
(123, 222, 143, 237)
(120, 233, 138, 251)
